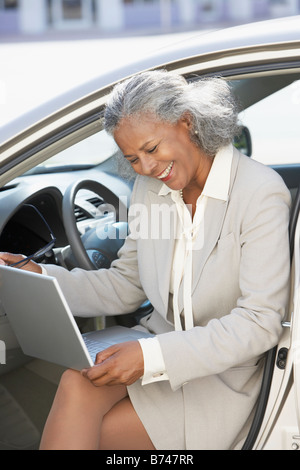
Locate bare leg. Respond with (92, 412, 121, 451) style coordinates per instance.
(40, 369, 127, 450)
(100, 396, 155, 450)
(39, 369, 155, 450)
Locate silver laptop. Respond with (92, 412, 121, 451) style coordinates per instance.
(0, 265, 152, 370)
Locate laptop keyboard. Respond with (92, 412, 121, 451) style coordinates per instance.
(83, 337, 113, 361)
(82, 329, 151, 363)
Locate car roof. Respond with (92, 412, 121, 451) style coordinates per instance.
(1, 15, 300, 145)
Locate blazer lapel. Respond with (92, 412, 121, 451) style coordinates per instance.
(190, 147, 240, 297)
(146, 189, 177, 316)
(191, 198, 229, 297)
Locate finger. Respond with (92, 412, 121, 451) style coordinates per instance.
(88, 373, 119, 388)
(81, 364, 114, 387)
(83, 366, 128, 387)
(0, 252, 42, 273)
(0, 252, 24, 265)
(94, 341, 138, 364)
(94, 345, 118, 365)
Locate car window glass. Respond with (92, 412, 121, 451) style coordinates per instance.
(31, 129, 118, 173)
(24, 75, 300, 174)
(239, 79, 300, 165)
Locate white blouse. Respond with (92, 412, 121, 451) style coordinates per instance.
(139, 145, 233, 385)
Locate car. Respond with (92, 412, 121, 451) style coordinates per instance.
(1, 15, 300, 451)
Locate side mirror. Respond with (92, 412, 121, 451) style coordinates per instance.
(234, 126, 252, 157)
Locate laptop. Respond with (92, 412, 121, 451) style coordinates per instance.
(0, 265, 152, 370)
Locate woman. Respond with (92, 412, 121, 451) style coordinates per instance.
(0, 70, 291, 450)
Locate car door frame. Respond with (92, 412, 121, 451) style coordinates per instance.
(1, 39, 300, 450)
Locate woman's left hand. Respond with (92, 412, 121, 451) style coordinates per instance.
(81, 340, 144, 387)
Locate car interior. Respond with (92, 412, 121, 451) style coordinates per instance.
(0, 68, 300, 449)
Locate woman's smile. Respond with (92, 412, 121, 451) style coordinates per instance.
(156, 161, 174, 182)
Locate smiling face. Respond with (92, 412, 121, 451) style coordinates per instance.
(114, 113, 213, 193)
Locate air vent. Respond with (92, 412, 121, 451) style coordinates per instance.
(74, 205, 87, 222)
(0, 184, 19, 192)
(87, 196, 103, 208)
(74, 196, 105, 222)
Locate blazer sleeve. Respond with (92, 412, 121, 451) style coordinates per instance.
(157, 176, 291, 391)
(45, 178, 148, 317)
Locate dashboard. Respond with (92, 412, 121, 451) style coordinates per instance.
(0, 163, 133, 272)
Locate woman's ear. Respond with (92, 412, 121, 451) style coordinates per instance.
(180, 112, 193, 130)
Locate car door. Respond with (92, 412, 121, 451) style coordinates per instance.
(291, 214, 300, 448)
(232, 73, 300, 449)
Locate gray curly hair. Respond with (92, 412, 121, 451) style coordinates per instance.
(104, 69, 240, 160)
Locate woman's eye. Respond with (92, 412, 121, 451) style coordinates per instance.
(148, 145, 157, 154)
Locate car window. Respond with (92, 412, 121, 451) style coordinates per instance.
(239, 79, 300, 165)
(23, 74, 300, 176)
(24, 129, 119, 175)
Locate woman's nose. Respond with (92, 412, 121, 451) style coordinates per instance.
(140, 155, 157, 176)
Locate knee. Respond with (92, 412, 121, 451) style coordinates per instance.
(58, 369, 89, 398)
(60, 369, 82, 387)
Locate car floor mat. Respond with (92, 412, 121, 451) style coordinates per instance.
(0, 384, 40, 450)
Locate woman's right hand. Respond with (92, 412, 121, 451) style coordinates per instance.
(0, 252, 42, 274)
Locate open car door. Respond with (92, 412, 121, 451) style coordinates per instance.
(291, 215, 300, 447)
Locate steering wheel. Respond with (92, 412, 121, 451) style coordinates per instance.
(62, 180, 128, 270)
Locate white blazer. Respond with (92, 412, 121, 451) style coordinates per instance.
(46, 147, 291, 449)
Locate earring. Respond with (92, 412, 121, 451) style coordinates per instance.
(195, 130, 199, 135)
